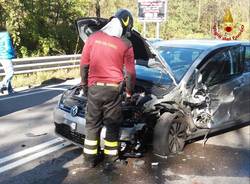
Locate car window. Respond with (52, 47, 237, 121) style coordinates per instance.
(200, 47, 240, 86)
(244, 46, 250, 72)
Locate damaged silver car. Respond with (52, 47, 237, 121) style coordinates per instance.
(53, 17, 250, 156)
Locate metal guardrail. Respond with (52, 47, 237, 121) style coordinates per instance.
(0, 54, 81, 77)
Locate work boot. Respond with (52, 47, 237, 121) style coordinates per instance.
(8, 90, 16, 95)
(103, 156, 121, 172)
(7, 83, 15, 95)
(82, 155, 97, 168)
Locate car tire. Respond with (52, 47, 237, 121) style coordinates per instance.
(153, 112, 188, 156)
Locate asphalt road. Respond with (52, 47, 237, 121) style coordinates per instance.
(0, 79, 249, 184)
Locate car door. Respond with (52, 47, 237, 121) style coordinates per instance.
(197, 45, 243, 128)
(231, 44, 250, 122)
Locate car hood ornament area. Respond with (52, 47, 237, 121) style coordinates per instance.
(70, 106, 78, 117)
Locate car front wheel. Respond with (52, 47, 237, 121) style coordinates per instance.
(153, 112, 188, 156)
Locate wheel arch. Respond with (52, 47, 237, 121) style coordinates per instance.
(153, 110, 189, 156)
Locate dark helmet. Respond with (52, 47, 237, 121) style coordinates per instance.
(114, 9, 133, 36)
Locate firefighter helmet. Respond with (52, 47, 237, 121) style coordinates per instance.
(114, 9, 133, 36)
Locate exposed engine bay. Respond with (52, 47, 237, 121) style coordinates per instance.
(106, 85, 162, 157)
(71, 84, 154, 157)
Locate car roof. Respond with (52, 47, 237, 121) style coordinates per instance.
(152, 39, 250, 50)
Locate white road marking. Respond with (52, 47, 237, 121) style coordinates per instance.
(0, 138, 64, 165)
(0, 141, 71, 174)
(41, 87, 67, 91)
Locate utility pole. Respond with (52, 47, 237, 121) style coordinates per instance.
(197, 0, 201, 29)
(143, 21, 147, 37)
(156, 22, 160, 39)
(96, 0, 100, 18)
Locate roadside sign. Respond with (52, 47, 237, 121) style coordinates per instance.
(138, 0, 167, 22)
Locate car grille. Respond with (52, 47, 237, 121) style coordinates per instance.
(59, 105, 71, 113)
(55, 123, 85, 146)
(59, 105, 85, 117)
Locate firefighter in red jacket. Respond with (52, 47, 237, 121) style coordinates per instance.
(80, 9, 136, 168)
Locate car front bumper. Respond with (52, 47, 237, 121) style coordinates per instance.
(54, 106, 86, 147)
(54, 105, 146, 148)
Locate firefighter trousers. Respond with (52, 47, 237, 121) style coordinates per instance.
(83, 85, 122, 160)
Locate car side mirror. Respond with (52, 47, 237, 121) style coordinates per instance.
(147, 58, 162, 68)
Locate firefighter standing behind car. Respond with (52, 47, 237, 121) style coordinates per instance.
(80, 9, 136, 168)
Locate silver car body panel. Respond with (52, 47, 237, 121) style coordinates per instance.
(54, 107, 86, 134)
(54, 106, 146, 148)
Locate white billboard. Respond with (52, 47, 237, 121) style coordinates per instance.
(138, 0, 167, 22)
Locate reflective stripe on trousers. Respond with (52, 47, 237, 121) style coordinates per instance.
(83, 138, 98, 155)
(104, 140, 118, 156)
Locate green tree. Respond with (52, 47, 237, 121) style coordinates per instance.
(0, 0, 249, 58)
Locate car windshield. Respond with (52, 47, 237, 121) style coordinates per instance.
(156, 46, 203, 82)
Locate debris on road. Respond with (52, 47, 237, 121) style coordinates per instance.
(151, 162, 159, 168)
(70, 167, 88, 176)
(25, 132, 48, 137)
(132, 159, 145, 169)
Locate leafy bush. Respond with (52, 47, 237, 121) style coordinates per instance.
(0, 0, 249, 58)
